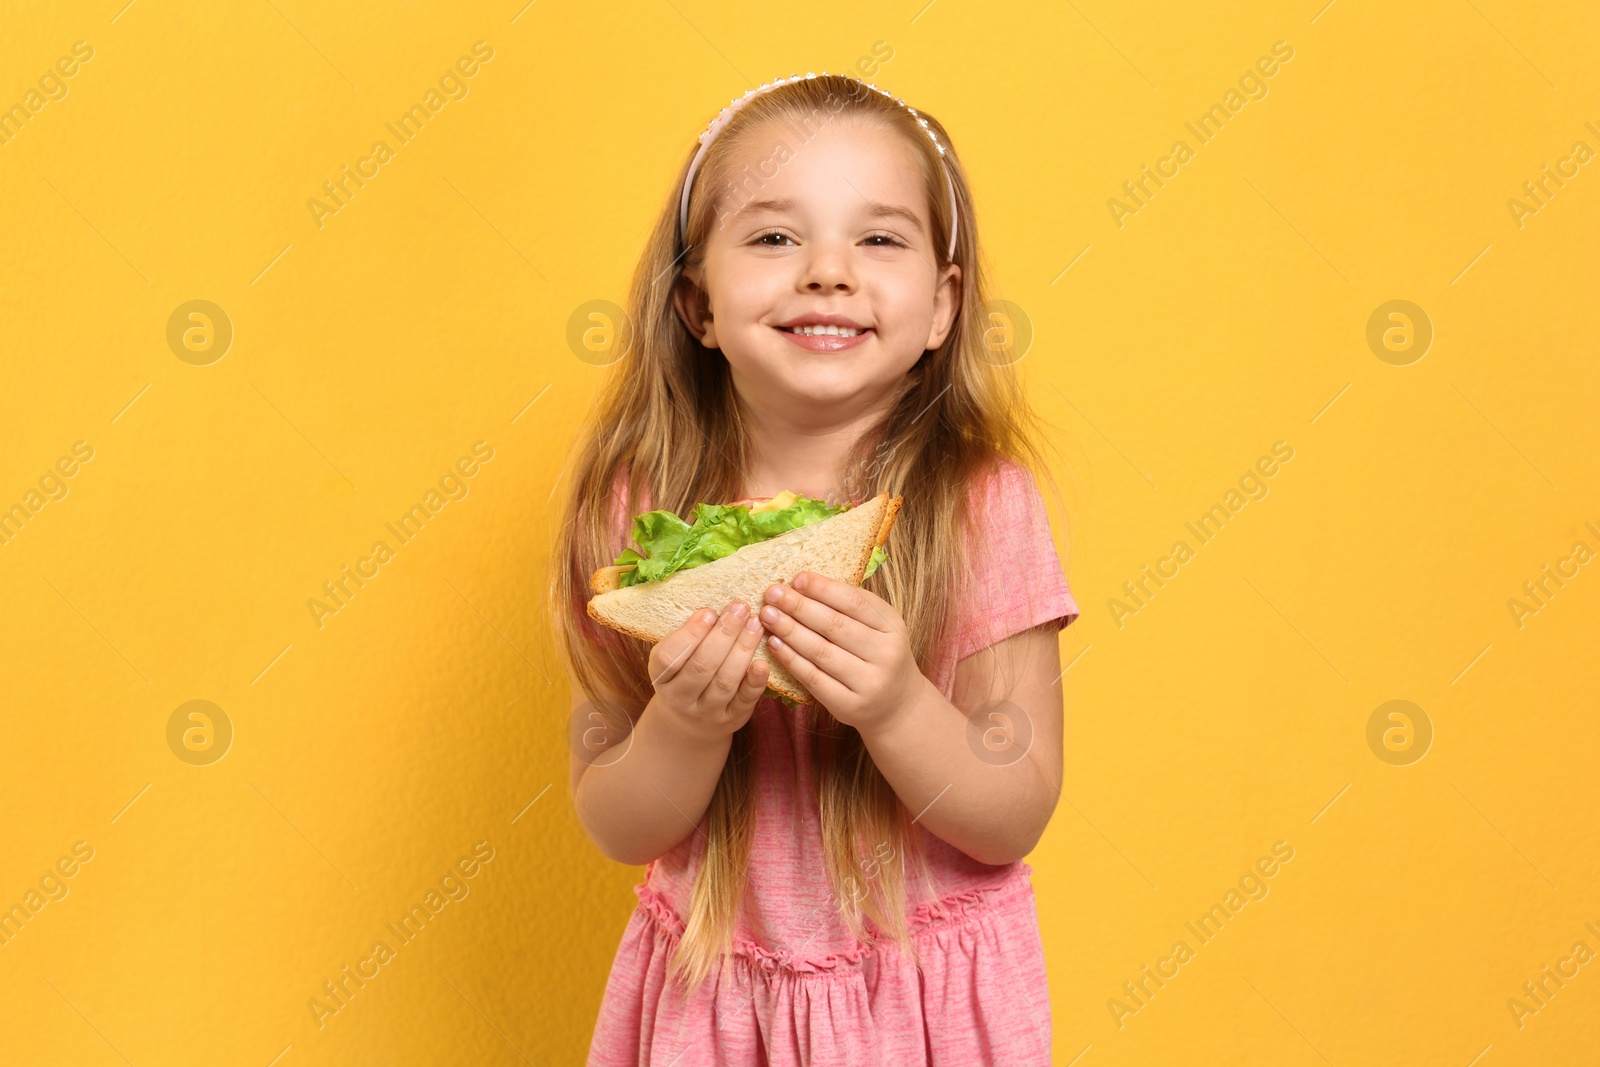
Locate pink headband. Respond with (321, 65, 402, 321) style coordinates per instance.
(678, 72, 959, 262)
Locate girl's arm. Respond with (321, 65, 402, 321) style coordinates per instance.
(570, 602, 770, 866)
(758, 573, 1064, 867)
(570, 686, 733, 866)
(856, 624, 1063, 866)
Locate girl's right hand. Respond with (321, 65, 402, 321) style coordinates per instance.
(647, 601, 770, 744)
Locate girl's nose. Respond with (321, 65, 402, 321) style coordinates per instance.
(801, 243, 856, 292)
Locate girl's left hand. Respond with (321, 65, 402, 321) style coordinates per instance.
(759, 571, 929, 732)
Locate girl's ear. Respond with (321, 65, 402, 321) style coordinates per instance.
(672, 271, 720, 350)
(925, 262, 963, 350)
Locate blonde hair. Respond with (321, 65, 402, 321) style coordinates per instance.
(549, 74, 1061, 996)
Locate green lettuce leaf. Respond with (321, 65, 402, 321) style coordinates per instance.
(748, 496, 842, 538)
(616, 493, 858, 588)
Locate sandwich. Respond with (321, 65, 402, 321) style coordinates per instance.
(587, 490, 902, 705)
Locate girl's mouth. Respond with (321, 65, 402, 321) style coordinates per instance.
(775, 325, 873, 353)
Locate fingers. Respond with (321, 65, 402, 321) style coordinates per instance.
(701, 610, 765, 706)
(761, 607, 868, 692)
(791, 571, 898, 633)
(737, 655, 771, 706)
(654, 601, 755, 702)
(649, 608, 720, 687)
(682, 601, 752, 684)
(760, 580, 879, 660)
(764, 627, 849, 709)
(729, 630, 771, 713)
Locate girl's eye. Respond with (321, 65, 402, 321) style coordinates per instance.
(752, 231, 906, 247)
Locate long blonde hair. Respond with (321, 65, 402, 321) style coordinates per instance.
(549, 74, 1061, 995)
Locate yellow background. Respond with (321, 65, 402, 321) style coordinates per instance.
(2, 1, 1596, 1063)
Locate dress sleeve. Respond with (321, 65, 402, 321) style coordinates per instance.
(951, 458, 1079, 662)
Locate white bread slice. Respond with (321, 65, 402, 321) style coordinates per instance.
(587, 493, 902, 704)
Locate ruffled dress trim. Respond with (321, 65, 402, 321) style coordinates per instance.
(630, 862, 1036, 982)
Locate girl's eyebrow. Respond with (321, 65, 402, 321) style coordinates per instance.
(737, 196, 926, 236)
(861, 201, 926, 235)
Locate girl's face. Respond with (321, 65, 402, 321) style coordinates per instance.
(675, 114, 961, 417)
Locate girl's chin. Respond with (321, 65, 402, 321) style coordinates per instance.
(726, 353, 914, 407)
(765, 383, 856, 408)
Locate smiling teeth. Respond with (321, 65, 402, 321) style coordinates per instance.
(788, 324, 864, 336)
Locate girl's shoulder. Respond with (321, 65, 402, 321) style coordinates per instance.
(959, 453, 1053, 538)
(967, 450, 1036, 497)
(950, 452, 1078, 662)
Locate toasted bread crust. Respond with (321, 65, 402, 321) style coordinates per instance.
(589, 565, 633, 595)
(874, 495, 902, 558)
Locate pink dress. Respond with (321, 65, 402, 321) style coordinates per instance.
(581, 456, 1080, 1066)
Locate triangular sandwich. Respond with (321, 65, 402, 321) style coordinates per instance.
(587, 492, 901, 704)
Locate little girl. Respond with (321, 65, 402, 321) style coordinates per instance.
(551, 72, 1079, 1066)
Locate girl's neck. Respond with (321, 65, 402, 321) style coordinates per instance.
(738, 395, 897, 505)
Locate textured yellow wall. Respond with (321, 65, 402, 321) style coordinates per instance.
(2, 2, 1596, 1064)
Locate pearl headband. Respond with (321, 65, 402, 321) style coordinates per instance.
(678, 72, 959, 262)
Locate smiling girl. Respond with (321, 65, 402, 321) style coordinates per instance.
(551, 73, 1079, 1066)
